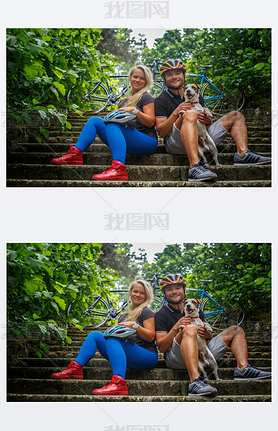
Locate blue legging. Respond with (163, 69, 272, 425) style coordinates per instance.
(75, 331, 158, 379)
(75, 116, 158, 164)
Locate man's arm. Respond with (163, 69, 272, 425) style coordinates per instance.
(155, 101, 191, 138)
(155, 316, 191, 353)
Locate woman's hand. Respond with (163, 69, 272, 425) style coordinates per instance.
(120, 320, 135, 327)
(119, 106, 136, 113)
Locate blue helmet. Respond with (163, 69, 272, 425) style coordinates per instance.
(104, 325, 137, 342)
(103, 110, 137, 127)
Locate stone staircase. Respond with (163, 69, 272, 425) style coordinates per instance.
(7, 324, 271, 402)
(7, 109, 271, 187)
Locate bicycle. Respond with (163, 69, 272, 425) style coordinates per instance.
(67, 61, 164, 113)
(186, 280, 245, 331)
(186, 65, 245, 117)
(144, 274, 245, 331)
(67, 279, 165, 328)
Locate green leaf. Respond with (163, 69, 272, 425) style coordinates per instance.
(53, 81, 66, 96)
(53, 296, 66, 311)
(254, 278, 265, 285)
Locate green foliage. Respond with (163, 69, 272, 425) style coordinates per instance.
(6, 28, 139, 144)
(143, 28, 271, 106)
(142, 243, 271, 317)
(7, 243, 128, 355)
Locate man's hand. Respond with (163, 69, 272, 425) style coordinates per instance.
(197, 111, 211, 125)
(173, 101, 191, 117)
(173, 316, 191, 331)
(197, 326, 212, 339)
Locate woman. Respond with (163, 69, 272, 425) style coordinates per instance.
(51, 280, 158, 395)
(51, 65, 158, 181)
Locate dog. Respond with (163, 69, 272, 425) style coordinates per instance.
(179, 83, 219, 166)
(179, 298, 220, 380)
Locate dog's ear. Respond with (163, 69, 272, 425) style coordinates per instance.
(182, 83, 187, 89)
(193, 83, 201, 92)
(194, 298, 202, 306)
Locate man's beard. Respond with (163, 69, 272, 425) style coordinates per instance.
(166, 83, 183, 90)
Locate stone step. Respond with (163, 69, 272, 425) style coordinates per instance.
(7, 179, 272, 188)
(8, 366, 271, 381)
(6, 393, 271, 402)
(7, 152, 272, 166)
(47, 128, 271, 138)
(6, 164, 271, 182)
(46, 339, 271, 350)
(15, 357, 271, 368)
(35, 345, 271, 358)
(7, 378, 271, 396)
(12, 141, 271, 152)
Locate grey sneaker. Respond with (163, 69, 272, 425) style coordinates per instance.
(188, 161, 217, 182)
(234, 149, 271, 165)
(188, 376, 217, 396)
(234, 364, 271, 380)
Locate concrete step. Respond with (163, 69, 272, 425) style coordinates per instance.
(7, 378, 271, 396)
(6, 393, 271, 402)
(8, 366, 271, 381)
(6, 179, 272, 187)
(6, 164, 271, 182)
(7, 152, 272, 166)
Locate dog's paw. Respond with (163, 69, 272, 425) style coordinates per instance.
(179, 325, 185, 331)
(178, 110, 185, 117)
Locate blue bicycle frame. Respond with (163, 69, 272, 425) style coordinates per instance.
(186, 287, 225, 319)
(186, 72, 225, 103)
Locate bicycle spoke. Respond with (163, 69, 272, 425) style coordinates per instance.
(202, 81, 245, 116)
(202, 297, 245, 331)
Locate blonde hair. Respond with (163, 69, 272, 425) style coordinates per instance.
(125, 65, 153, 108)
(125, 279, 153, 322)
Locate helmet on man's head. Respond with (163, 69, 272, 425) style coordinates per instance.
(159, 274, 186, 291)
(159, 59, 186, 77)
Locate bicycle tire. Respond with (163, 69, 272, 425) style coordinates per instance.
(151, 295, 165, 312)
(67, 297, 109, 328)
(84, 296, 110, 327)
(84, 82, 109, 113)
(201, 296, 245, 331)
(201, 81, 245, 116)
(150, 82, 164, 97)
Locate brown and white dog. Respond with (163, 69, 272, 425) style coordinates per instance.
(179, 298, 220, 380)
(179, 83, 219, 166)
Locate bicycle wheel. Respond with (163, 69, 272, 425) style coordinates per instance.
(201, 296, 245, 331)
(83, 82, 109, 113)
(151, 295, 165, 312)
(150, 82, 164, 97)
(201, 81, 245, 116)
(84, 296, 110, 327)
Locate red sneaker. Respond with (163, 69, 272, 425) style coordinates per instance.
(92, 375, 128, 395)
(92, 160, 128, 181)
(51, 361, 83, 380)
(51, 146, 83, 165)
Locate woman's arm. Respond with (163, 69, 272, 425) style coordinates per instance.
(120, 103, 155, 128)
(121, 316, 155, 342)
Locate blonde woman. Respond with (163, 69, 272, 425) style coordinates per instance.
(51, 65, 158, 181)
(51, 280, 158, 395)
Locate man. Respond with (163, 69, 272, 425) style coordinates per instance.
(155, 59, 271, 182)
(155, 274, 271, 396)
